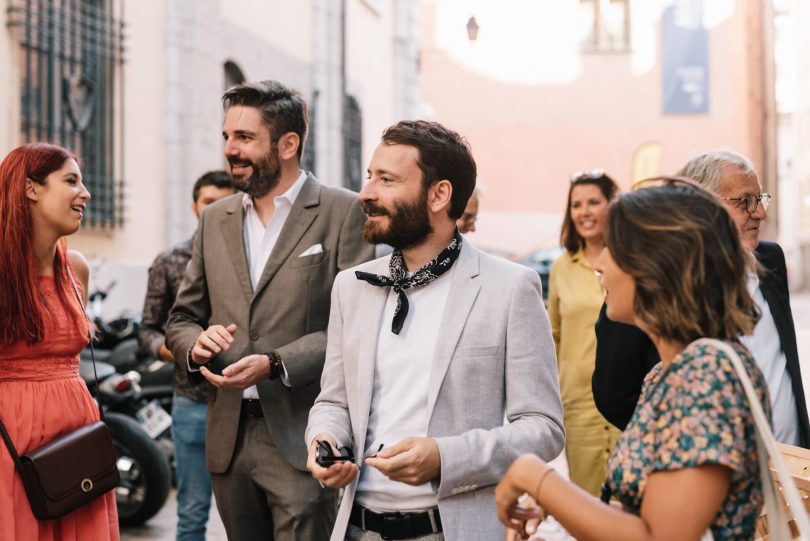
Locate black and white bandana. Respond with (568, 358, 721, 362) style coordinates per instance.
(355, 231, 463, 335)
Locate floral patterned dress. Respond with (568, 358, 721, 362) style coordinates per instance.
(606, 340, 770, 540)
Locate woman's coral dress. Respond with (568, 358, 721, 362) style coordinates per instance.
(0, 275, 119, 540)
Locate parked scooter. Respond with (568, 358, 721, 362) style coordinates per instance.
(81, 279, 177, 491)
(80, 360, 171, 527)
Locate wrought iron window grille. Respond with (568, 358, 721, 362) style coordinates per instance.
(7, 0, 126, 230)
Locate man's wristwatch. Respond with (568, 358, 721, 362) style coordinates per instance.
(266, 351, 282, 380)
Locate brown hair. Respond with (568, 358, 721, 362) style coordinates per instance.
(222, 80, 308, 161)
(381, 120, 477, 220)
(605, 181, 757, 343)
(560, 171, 619, 254)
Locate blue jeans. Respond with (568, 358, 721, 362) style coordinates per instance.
(172, 394, 212, 541)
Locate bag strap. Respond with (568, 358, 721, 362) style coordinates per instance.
(0, 417, 25, 471)
(692, 338, 810, 540)
(66, 265, 105, 423)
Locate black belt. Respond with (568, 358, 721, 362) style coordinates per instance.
(349, 504, 442, 540)
(240, 399, 264, 418)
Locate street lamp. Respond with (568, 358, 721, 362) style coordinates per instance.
(466, 16, 479, 41)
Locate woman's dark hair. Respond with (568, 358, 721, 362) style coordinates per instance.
(605, 180, 757, 343)
(381, 120, 476, 219)
(222, 80, 308, 161)
(560, 171, 619, 254)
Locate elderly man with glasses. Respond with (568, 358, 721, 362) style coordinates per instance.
(592, 150, 809, 450)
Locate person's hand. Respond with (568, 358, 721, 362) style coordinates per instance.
(191, 323, 237, 365)
(364, 436, 440, 485)
(158, 343, 176, 362)
(307, 434, 358, 489)
(496, 455, 548, 537)
(200, 354, 269, 390)
(504, 495, 545, 540)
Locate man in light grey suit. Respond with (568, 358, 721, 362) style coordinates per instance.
(306, 120, 565, 541)
(166, 80, 375, 540)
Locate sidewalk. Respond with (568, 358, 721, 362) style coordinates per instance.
(120, 492, 226, 541)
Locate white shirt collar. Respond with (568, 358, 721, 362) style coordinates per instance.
(241, 170, 308, 211)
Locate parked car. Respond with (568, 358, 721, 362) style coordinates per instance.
(514, 245, 565, 299)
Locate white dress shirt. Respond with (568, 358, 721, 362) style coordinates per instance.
(355, 265, 455, 512)
(740, 271, 800, 445)
(186, 171, 306, 397)
(238, 170, 307, 398)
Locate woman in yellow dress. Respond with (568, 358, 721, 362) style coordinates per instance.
(547, 170, 621, 496)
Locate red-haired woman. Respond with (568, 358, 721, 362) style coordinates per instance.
(0, 143, 119, 540)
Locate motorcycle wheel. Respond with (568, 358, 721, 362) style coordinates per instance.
(104, 412, 171, 527)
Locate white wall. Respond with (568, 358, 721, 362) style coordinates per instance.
(0, 2, 21, 153)
(346, 0, 396, 174)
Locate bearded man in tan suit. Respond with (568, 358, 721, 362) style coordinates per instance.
(166, 80, 374, 540)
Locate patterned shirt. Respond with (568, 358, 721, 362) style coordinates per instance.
(138, 238, 208, 402)
(606, 341, 771, 540)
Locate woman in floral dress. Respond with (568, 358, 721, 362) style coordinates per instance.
(496, 179, 769, 541)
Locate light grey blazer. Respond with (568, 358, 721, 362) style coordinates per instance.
(166, 174, 375, 474)
(307, 242, 565, 541)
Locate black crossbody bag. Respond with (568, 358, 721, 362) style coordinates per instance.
(0, 273, 119, 520)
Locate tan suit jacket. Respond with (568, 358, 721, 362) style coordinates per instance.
(167, 174, 375, 473)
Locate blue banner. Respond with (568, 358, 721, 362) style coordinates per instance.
(662, 0, 709, 114)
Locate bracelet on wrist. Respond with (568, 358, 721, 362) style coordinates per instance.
(533, 467, 554, 504)
(266, 351, 282, 380)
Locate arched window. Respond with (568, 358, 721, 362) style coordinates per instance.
(303, 90, 318, 174)
(344, 95, 363, 192)
(223, 61, 246, 90)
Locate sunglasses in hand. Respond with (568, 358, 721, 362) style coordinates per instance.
(315, 440, 355, 468)
(315, 441, 386, 468)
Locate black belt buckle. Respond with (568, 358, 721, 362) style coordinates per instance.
(380, 513, 413, 541)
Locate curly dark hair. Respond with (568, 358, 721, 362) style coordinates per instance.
(192, 170, 233, 202)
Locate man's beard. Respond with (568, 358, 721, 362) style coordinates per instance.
(228, 148, 280, 198)
(362, 189, 432, 250)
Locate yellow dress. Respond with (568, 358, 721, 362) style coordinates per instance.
(547, 248, 621, 496)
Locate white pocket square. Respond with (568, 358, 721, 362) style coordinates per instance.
(299, 243, 323, 257)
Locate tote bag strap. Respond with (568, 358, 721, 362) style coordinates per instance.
(692, 338, 810, 540)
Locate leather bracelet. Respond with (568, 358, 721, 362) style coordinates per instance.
(187, 346, 209, 367)
(265, 351, 282, 380)
(533, 467, 554, 504)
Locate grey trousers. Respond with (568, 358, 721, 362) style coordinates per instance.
(212, 417, 337, 541)
(345, 524, 445, 541)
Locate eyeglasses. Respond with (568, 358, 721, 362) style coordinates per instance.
(571, 169, 607, 182)
(719, 193, 771, 214)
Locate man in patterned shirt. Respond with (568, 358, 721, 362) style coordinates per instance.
(138, 170, 234, 541)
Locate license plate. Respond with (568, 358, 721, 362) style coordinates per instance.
(136, 400, 172, 439)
